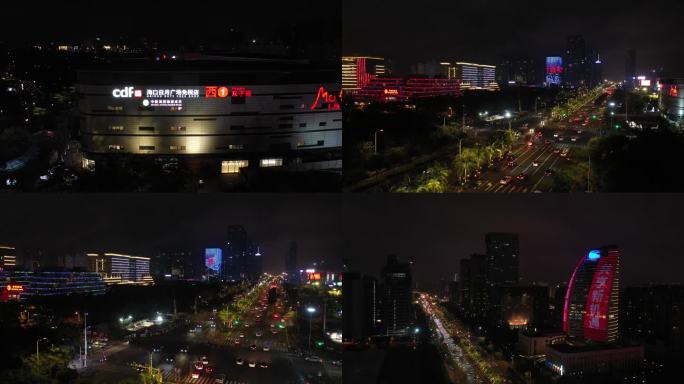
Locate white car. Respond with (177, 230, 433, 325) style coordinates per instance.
(262, 345, 270, 352)
(305, 356, 323, 363)
(248, 361, 257, 368)
(236, 358, 244, 366)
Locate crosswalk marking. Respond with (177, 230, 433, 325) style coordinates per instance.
(161, 370, 247, 384)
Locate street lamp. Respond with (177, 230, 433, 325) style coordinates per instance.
(505, 111, 512, 130)
(306, 306, 316, 351)
(36, 337, 47, 365)
(374, 129, 384, 154)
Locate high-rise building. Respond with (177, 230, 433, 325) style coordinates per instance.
(286, 241, 298, 284)
(459, 253, 489, 320)
(342, 272, 378, 342)
(342, 56, 386, 93)
(591, 52, 603, 87)
(441, 62, 498, 91)
(381, 255, 412, 336)
(497, 57, 538, 86)
(545, 56, 563, 86)
(0, 245, 17, 271)
(205, 248, 222, 277)
(151, 250, 199, 280)
(564, 35, 590, 88)
(225, 225, 261, 281)
(1, 270, 106, 299)
(625, 49, 637, 90)
(563, 246, 620, 343)
(86, 252, 153, 285)
(621, 285, 684, 364)
(485, 232, 519, 286)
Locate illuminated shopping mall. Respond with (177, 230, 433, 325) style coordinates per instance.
(77, 56, 342, 175)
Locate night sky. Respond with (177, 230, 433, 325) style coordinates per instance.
(341, 194, 684, 287)
(1, 0, 340, 43)
(344, 0, 684, 79)
(0, 194, 343, 273)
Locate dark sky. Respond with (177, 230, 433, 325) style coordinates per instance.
(342, 194, 684, 288)
(1, 0, 340, 42)
(0, 194, 343, 273)
(344, 0, 684, 79)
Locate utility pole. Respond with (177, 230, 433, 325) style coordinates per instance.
(462, 104, 466, 129)
(587, 154, 591, 193)
(83, 312, 88, 367)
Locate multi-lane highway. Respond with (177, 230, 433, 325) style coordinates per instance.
(77, 276, 340, 384)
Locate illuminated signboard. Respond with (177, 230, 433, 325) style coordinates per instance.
(583, 248, 619, 342)
(670, 85, 679, 97)
(205, 86, 253, 99)
(205, 248, 222, 274)
(383, 89, 399, 96)
(310, 86, 341, 111)
(545, 57, 563, 85)
(307, 272, 322, 281)
(6, 284, 24, 292)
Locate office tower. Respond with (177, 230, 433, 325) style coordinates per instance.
(625, 49, 637, 90)
(205, 248, 222, 277)
(497, 56, 538, 86)
(591, 52, 603, 86)
(86, 252, 153, 285)
(225, 225, 260, 281)
(381, 255, 412, 336)
(563, 246, 620, 343)
(459, 253, 489, 320)
(286, 241, 298, 284)
(0, 245, 17, 270)
(545, 56, 563, 86)
(342, 56, 386, 92)
(485, 232, 519, 286)
(441, 62, 498, 90)
(151, 250, 198, 280)
(342, 272, 378, 342)
(564, 35, 589, 87)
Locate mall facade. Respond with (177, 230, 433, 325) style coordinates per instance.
(77, 57, 342, 174)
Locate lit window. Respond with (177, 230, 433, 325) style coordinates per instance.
(109, 125, 124, 131)
(221, 160, 249, 174)
(108, 145, 124, 151)
(169, 145, 186, 151)
(170, 126, 186, 132)
(259, 158, 283, 168)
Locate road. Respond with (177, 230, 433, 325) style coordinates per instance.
(418, 293, 510, 384)
(77, 276, 340, 384)
(462, 90, 607, 193)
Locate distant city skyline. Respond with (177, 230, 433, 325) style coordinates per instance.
(1, 1, 340, 44)
(344, 0, 684, 79)
(342, 194, 684, 287)
(0, 194, 343, 273)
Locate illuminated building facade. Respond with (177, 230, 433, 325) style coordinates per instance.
(546, 57, 563, 86)
(355, 77, 460, 102)
(658, 79, 684, 124)
(342, 56, 386, 93)
(205, 248, 222, 276)
(563, 246, 620, 343)
(0, 270, 106, 300)
(441, 62, 498, 91)
(77, 58, 342, 174)
(0, 245, 17, 270)
(87, 252, 153, 285)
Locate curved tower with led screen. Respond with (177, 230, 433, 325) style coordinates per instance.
(562, 246, 620, 343)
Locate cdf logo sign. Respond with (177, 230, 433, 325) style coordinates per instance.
(310, 86, 341, 111)
(112, 87, 142, 98)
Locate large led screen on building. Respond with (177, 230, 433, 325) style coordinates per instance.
(205, 248, 222, 274)
(546, 57, 563, 85)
